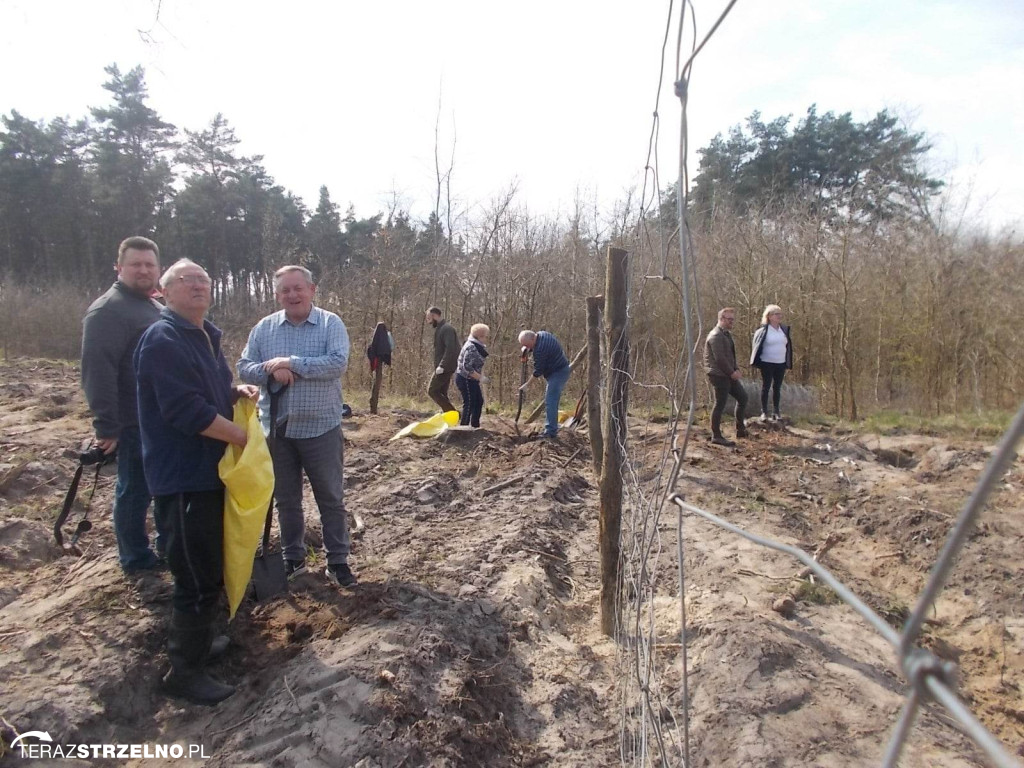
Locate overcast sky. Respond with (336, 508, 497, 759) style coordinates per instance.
(2, 0, 1021, 234)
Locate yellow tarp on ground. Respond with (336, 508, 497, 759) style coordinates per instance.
(390, 410, 459, 441)
(219, 399, 274, 620)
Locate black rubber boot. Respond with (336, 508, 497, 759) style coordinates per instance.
(206, 634, 230, 662)
(163, 609, 235, 705)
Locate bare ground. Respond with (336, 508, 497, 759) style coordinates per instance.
(0, 358, 1022, 767)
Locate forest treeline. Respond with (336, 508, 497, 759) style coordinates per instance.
(1, 65, 1021, 418)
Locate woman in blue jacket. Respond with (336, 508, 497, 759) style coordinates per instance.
(750, 304, 793, 421)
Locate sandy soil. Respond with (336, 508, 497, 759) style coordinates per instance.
(0, 358, 1021, 767)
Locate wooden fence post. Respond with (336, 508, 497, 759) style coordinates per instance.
(600, 247, 629, 636)
(369, 366, 383, 414)
(587, 295, 604, 476)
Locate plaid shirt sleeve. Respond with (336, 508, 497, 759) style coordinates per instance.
(238, 320, 269, 385)
(289, 312, 349, 380)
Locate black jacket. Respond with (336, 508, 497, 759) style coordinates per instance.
(750, 324, 793, 369)
(367, 322, 392, 370)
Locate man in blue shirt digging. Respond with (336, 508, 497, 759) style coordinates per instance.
(238, 265, 356, 588)
(518, 329, 570, 439)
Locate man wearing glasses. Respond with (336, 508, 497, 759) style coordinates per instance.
(238, 265, 356, 589)
(81, 236, 167, 573)
(135, 258, 257, 705)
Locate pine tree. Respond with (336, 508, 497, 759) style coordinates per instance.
(90, 65, 177, 262)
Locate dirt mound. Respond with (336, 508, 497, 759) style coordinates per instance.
(0, 517, 59, 570)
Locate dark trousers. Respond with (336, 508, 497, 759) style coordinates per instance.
(113, 426, 169, 571)
(427, 370, 456, 413)
(272, 425, 350, 566)
(154, 490, 224, 615)
(455, 374, 484, 427)
(758, 362, 787, 415)
(709, 375, 747, 437)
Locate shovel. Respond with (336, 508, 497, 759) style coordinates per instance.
(562, 389, 588, 430)
(251, 380, 288, 600)
(252, 501, 286, 600)
(514, 346, 529, 435)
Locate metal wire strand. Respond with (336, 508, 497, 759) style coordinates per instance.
(670, 495, 902, 647)
(899, 400, 1024, 656)
(880, 686, 922, 768)
(925, 676, 1022, 768)
(677, 0, 741, 81)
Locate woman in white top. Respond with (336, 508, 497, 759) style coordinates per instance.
(749, 304, 793, 420)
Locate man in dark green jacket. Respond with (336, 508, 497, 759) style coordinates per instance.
(81, 236, 166, 573)
(425, 306, 459, 412)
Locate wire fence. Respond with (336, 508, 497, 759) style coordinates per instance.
(613, 1, 1024, 766)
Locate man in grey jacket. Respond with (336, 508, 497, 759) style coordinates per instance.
(81, 236, 167, 572)
(703, 307, 748, 446)
(425, 307, 459, 413)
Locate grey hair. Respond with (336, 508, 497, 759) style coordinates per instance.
(517, 330, 536, 345)
(159, 258, 202, 289)
(273, 265, 315, 291)
(762, 304, 783, 325)
(470, 323, 490, 340)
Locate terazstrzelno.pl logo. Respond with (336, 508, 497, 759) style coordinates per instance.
(10, 731, 210, 760)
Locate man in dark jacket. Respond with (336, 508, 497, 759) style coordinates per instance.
(518, 329, 570, 438)
(135, 258, 257, 705)
(425, 307, 459, 412)
(703, 307, 748, 446)
(81, 236, 166, 573)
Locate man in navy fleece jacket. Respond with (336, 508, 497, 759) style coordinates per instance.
(518, 329, 570, 438)
(134, 258, 257, 706)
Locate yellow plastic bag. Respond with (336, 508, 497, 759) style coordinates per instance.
(389, 410, 459, 441)
(219, 399, 274, 619)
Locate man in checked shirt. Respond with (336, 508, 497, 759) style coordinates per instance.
(238, 265, 357, 588)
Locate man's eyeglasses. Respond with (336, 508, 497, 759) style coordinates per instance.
(177, 275, 212, 287)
